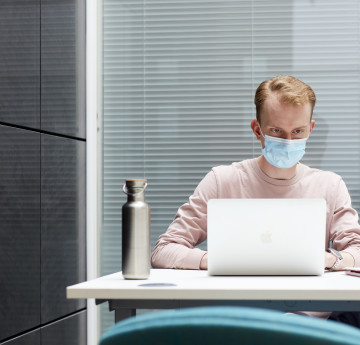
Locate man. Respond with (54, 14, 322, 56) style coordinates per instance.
(152, 77, 360, 324)
(152, 76, 360, 274)
(152, 75, 360, 323)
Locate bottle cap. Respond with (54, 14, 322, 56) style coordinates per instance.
(123, 179, 147, 194)
(125, 179, 147, 185)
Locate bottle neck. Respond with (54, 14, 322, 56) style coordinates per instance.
(126, 189, 145, 202)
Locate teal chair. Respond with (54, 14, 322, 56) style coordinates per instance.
(99, 306, 360, 345)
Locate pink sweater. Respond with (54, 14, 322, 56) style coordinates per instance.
(152, 158, 360, 269)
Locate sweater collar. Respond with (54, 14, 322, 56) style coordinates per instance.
(250, 157, 305, 186)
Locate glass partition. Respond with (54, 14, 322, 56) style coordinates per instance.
(100, 0, 360, 331)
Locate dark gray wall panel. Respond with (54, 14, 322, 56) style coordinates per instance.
(41, 0, 85, 138)
(41, 134, 86, 323)
(0, 126, 40, 341)
(1, 329, 40, 345)
(0, 0, 40, 128)
(41, 311, 86, 345)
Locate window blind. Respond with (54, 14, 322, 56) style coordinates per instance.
(101, 0, 360, 279)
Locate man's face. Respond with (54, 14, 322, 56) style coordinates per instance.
(253, 95, 315, 148)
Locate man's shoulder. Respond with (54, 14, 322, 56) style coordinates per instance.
(301, 163, 342, 183)
(211, 159, 255, 177)
(208, 159, 256, 197)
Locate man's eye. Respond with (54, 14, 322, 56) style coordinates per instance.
(271, 129, 280, 133)
(294, 129, 302, 134)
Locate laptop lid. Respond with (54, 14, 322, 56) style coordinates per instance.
(207, 198, 326, 276)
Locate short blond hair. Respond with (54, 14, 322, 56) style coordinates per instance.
(254, 76, 316, 123)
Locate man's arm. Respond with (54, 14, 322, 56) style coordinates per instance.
(327, 178, 360, 268)
(151, 171, 217, 269)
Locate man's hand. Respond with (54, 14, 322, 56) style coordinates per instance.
(325, 250, 355, 270)
(200, 253, 208, 270)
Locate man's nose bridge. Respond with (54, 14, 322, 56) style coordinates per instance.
(283, 132, 292, 140)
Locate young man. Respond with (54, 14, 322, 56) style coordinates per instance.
(152, 75, 360, 274)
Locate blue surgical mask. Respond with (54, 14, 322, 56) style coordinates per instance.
(259, 128, 308, 169)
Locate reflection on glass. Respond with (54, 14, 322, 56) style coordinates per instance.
(0, 125, 40, 340)
(41, 134, 86, 323)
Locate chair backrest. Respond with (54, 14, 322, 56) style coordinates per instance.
(99, 306, 360, 345)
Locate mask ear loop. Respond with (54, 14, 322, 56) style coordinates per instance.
(258, 126, 265, 138)
(123, 183, 148, 195)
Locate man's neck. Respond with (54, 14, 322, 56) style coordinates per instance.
(256, 156, 298, 180)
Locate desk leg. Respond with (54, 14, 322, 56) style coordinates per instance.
(108, 301, 136, 323)
(115, 308, 136, 323)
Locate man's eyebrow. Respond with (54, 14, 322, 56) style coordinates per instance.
(266, 125, 308, 130)
(266, 124, 284, 129)
(294, 126, 308, 129)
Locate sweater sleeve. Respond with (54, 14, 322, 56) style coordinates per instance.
(330, 178, 360, 266)
(151, 170, 218, 269)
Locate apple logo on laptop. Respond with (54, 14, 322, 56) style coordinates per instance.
(261, 231, 272, 243)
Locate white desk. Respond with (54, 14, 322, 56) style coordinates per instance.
(67, 269, 360, 322)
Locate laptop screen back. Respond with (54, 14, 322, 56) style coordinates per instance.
(207, 199, 326, 276)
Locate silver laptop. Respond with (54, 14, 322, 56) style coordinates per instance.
(207, 199, 326, 276)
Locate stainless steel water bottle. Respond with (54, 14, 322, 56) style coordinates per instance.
(122, 179, 150, 279)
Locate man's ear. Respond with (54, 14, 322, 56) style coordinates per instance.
(309, 120, 315, 133)
(251, 119, 262, 141)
